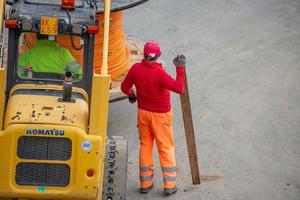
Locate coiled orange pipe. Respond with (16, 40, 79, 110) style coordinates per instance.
(23, 11, 130, 79)
(94, 11, 131, 77)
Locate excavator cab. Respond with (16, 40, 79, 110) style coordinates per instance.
(5, 0, 96, 98)
(0, 0, 128, 200)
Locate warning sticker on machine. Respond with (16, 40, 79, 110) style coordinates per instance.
(81, 140, 92, 152)
(38, 186, 45, 193)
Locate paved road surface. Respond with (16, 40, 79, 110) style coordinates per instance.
(108, 0, 300, 199)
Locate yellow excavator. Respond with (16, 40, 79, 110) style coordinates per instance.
(0, 0, 127, 199)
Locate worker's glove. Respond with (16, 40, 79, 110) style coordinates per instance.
(128, 93, 137, 104)
(173, 55, 186, 66)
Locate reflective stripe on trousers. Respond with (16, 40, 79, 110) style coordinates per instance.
(162, 166, 176, 188)
(140, 174, 154, 182)
(138, 109, 176, 189)
(139, 166, 154, 188)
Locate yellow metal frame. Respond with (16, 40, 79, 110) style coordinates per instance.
(88, 1, 112, 198)
(88, 74, 110, 199)
(87, 0, 112, 138)
(88, 0, 112, 150)
(89, 74, 110, 138)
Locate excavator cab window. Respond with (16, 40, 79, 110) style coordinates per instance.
(16, 32, 84, 82)
(5, 0, 97, 99)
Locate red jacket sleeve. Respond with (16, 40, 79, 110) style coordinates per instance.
(121, 66, 135, 96)
(160, 66, 186, 94)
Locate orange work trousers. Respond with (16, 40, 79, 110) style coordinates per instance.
(137, 109, 176, 189)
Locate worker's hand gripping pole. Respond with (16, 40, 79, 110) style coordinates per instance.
(180, 71, 201, 185)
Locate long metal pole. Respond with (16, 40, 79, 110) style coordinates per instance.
(101, 0, 111, 76)
(180, 71, 201, 185)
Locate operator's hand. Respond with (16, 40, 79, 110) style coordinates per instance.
(173, 55, 186, 66)
(128, 93, 137, 104)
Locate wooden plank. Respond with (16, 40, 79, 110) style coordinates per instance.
(180, 71, 201, 185)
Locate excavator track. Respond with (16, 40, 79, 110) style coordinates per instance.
(102, 136, 128, 200)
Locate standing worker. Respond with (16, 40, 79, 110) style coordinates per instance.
(121, 40, 186, 195)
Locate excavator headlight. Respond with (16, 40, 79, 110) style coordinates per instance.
(72, 24, 83, 35)
(21, 19, 33, 31)
(61, 0, 75, 9)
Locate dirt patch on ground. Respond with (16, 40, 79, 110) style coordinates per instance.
(200, 175, 223, 182)
(183, 175, 223, 192)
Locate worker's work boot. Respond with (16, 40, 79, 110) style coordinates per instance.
(139, 184, 154, 194)
(164, 186, 177, 195)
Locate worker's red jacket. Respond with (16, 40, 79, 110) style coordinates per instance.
(121, 59, 185, 113)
